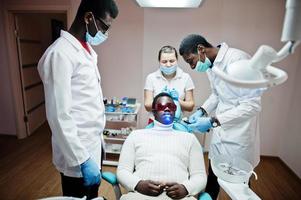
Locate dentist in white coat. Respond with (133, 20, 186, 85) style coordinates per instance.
(179, 34, 263, 200)
(38, 0, 118, 199)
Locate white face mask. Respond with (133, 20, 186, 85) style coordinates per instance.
(85, 15, 108, 46)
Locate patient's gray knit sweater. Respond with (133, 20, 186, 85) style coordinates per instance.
(117, 120, 207, 195)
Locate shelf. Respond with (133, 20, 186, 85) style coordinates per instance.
(105, 103, 141, 115)
(103, 160, 119, 166)
(105, 150, 121, 154)
(104, 135, 127, 141)
(103, 154, 120, 166)
(105, 114, 138, 122)
(103, 102, 140, 167)
(104, 143, 122, 154)
(103, 129, 131, 141)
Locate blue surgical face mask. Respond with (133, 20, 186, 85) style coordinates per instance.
(86, 16, 108, 46)
(160, 64, 177, 75)
(195, 56, 212, 72)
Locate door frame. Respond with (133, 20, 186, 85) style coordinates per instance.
(4, 5, 71, 139)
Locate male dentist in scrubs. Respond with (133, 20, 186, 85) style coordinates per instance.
(38, 0, 118, 199)
(179, 34, 263, 200)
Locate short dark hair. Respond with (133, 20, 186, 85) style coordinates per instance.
(179, 34, 213, 55)
(158, 45, 178, 61)
(152, 92, 173, 111)
(75, 0, 119, 20)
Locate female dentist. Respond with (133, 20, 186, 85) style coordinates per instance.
(144, 45, 195, 123)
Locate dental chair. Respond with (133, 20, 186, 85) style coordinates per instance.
(101, 97, 212, 200)
(101, 121, 212, 200)
(101, 120, 212, 200)
(102, 172, 211, 200)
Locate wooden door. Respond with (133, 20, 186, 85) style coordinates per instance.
(14, 14, 46, 136)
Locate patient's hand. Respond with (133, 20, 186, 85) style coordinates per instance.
(135, 180, 164, 196)
(165, 182, 188, 199)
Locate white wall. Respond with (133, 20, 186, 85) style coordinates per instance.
(98, 0, 144, 105)
(0, 0, 300, 176)
(279, 53, 301, 177)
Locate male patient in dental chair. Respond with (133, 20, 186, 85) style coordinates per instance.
(117, 92, 207, 200)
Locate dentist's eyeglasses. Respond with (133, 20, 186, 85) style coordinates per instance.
(95, 16, 110, 34)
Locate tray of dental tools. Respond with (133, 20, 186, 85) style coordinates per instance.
(211, 154, 257, 184)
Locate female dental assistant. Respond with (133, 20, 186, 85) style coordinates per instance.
(144, 45, 195, 122)
(179, 34, 263, 200)
(38, 0, 118, 199)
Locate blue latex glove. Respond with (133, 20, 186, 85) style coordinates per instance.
(188, 109, 204, 123)
(188, 117, 212, 132)
(170, 88, 179, 100)
(80, 158, 101, 186)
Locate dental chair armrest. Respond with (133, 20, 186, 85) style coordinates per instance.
(102, 171, 118, 185)
(199, 192, 212, 200)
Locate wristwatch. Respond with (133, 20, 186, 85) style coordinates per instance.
(197, 106, 208, 117)
(210, 117, 221, 128)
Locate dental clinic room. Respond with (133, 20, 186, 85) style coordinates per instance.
(0, 0, 301, 199)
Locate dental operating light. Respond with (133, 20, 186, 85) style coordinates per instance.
(212, 0, 301, 88)
(135, 0, 203, 8)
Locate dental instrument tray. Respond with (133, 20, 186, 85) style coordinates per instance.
(211, 154, 257, 184)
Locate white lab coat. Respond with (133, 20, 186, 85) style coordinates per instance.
(38, 30, 105, 177)
(203, 43, 263, 167)
(144, 67, 195, 98)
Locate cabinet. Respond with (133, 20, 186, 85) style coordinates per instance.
(103, 103, 140, 166)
